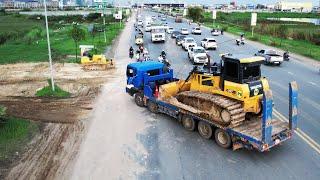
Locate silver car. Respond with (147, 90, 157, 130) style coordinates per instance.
(255, 49, 284, 66)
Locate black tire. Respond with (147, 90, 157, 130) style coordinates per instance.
(198, 121, 213, 139)
(147, 101, 158, 113)
(214, 129, 232, 149)
(134, 93, 144, 107)
(182, 115, 196, 131)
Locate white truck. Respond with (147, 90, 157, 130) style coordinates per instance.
(151, 26, 166, 43)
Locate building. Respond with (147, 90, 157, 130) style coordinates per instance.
(275, 1, 313, 12)
(0, 0, 59, 9)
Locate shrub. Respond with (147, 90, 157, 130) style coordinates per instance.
(23, 27, 43, 44)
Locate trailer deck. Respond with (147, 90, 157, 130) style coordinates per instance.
(232, 118, 289, 141)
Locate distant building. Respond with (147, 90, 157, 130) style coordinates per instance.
(275, 1, 313, 12)
(1, 0, 59, 9)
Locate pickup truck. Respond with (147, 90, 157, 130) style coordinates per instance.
(255, 49, 284, 66)
(126, 61, 298, 152)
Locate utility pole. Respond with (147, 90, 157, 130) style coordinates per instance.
(103, 1, 107, 43)
(44, 0, 55, 91)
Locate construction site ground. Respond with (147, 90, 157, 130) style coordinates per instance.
(0, 62, 117, 179)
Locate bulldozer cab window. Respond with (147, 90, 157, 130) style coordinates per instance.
(224, 61, 239, 83)
(242, 65, 260, 83)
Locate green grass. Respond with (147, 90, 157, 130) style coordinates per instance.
(0, 15, 42, 34)
(0, 14, 124, 64)
(0, 118, 39, 161)
(36, 80, 71, 98)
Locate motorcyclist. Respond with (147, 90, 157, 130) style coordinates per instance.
(129, 46, 134, 58)
(240, 33, 245, 44)
(283, 50, 290, 61)
(161, 50, 166, 59)
(158, 55, 164, 62)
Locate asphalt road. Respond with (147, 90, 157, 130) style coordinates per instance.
(71, 11, 320, 180)
(130, 11, 320, 179)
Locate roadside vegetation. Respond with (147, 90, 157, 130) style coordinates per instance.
(0, 12, 126, 64)
(36, 80, 71, 98)
(186, 7, 320, 61)
(0, 105, 39, 165)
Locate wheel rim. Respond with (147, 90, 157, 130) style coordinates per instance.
(221, 109, 231, 123)
(183, 117, 193, 129)
(135, 95, 143, 105)
(199, 123, 210, 136)
(217, 132, 228, 145)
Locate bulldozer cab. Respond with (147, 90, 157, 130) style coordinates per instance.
(221, 54, 264, 84)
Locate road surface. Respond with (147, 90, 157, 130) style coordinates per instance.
(69, 11, 320, 180)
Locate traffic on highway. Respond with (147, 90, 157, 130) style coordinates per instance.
(121, 9, 320, 178)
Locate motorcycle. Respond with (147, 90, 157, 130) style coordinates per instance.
(236, 38, 245, 46)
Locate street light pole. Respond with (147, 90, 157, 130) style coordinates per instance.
(103, 2, 107, 43)
(44, 0, 55, 91)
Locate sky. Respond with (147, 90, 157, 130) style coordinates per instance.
(119, 0, 319, 6)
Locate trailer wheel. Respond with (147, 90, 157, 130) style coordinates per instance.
(214, 129, 232, 149)
(147, 101, 158, 113)
(134, 93, 144, 107)
(182, 115, 195, 131)
(198, 121, 212, 139)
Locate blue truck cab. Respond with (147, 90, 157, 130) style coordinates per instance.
(126, 61, 174, 106)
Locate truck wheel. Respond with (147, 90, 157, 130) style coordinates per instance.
(147, 101, 158, 113)
(198, 121, 212, 139)
(182, 115, 195, 131)
(214, 129, 232, 149)
(134, 93, 144, 107)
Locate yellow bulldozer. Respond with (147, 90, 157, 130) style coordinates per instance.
(80, 45, 114, 71)
(81, 54, 114, 71)
(159, 54, 269, 127)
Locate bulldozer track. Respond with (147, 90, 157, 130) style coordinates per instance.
(176, 91, 246, 127)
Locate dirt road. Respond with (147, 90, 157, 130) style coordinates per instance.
(69, 15, 155, 179)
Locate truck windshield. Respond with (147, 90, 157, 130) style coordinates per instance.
(243, 65, 260, 82)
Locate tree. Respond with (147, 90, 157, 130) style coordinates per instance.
(187, 7, 204, 23)
(69, 24, 86, 61)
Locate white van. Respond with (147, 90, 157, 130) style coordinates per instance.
(151, 27, 166, 43)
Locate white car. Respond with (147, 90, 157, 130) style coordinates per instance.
(182, 37, 197, 51)
(145, 25, 152, 32)
(201, 38, 218, 50)
(255, 49, 284, 65)
(181, 28, 189, 35)
(188, 46, 208, 64)
(211, 29, 220, 36)
(191, 27, 202, 35)
(167, 27, 174, 34)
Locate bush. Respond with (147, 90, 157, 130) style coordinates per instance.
(23, 27, 43, 44)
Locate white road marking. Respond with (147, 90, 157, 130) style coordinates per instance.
(287, 71, 293, 75)
(308, 81, 316, 86)
(273, 109, 320, 154)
